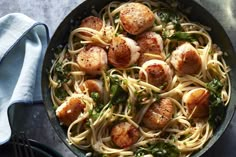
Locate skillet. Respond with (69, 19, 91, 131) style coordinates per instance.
(41, 0, 236, 156)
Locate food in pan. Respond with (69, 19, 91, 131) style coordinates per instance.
(49, 0, 230, 156)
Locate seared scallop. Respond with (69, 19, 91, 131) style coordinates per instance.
(183, 88, 210, 118)
(111, 122, 140, 148)
(56, 97, 85, 126)
(79, 16, 103, 37)
(77, 46, 107, 75)
(108, 36, 140, 68)
(142, 98, 174, 130)
(137, 31, 163, 54)
(139, 59, 172, 89)
(80, 79, 103, 96)
(170, 42, 202, 75)
(137, 31, 164, 65)
(120, 3, 155, 35)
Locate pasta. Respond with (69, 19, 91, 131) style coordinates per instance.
(49, 0, 230, 156)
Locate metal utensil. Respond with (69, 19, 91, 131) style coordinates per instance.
(12, 131, 35, 157)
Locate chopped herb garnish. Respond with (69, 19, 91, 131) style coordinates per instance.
(168, 32, 197, 42)
(135, 141, 180, 157)
(207, 78, 223, 94)
(89, 109, 100, 120)
(55, 87, 69, 101)
(54, 62, 71, 83)
(85, 119, 90, 127)
(153, 92, 161, 101)
(109, 77, 128, 105)
(91, 92, 100, 103)
(90, 92, 105, 116)
(159, 10, 182, 31)
(206, 79, 226, 129)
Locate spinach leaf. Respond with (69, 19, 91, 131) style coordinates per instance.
(91, 92, 105, 113)
(168, 32, 196, 42)
(54, 62, 71, 84)
(88, 109, 100, 120)
(55, 87, 68, 101)
(206, 79, 226, 129)
(91, 92, 100, 103)
(135, 141, 180, 157)
(207, 78, 223, 95)
(110, 77, 128, 105)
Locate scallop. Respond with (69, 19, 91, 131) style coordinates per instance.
(139, 59, 172, 89)
(137, 31, 164, 65)
(183, 88, 210, 118)
(170, 42, 202, 75)
(80, 79, 103, 96)
(79, 16, 103, 37)
(108, 36, 140, 68)
(56, 97, 85, 126)
(137, 31, 163, 54)
(142, 98, 174, 129)
(111, 122, 140, 148)
(120, 3, 155, 35)
(77, 46, 107, 75)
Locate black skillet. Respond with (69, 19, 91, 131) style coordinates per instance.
(41, 0, 236, 156)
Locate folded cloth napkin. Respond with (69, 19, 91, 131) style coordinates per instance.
(0, 13, 49, 144)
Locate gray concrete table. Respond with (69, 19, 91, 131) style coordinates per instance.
(0, 0, 236, 157)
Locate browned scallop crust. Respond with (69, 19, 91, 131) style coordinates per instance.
(137, 32, 163, 54)
(184, 88, 210, 118)
(56, 98, 85, 126)
(178, 50, 202, 75)
(120, 3, 154, 35)
(111, 122, 140, 148)
(77, 46, 107, 75)
(171, 43, 202, 75)
(79, 80, 101, 95)
(108, 37, 131, 68)
(139, 63, 168, 88)
(79, 16, 103, 37)
(143, 98, 174, 129)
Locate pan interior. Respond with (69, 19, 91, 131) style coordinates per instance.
(41, 0, 236, 157)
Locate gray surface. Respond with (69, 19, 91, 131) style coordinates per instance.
(0, 0, 236, 157)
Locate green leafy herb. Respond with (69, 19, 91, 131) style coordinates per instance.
(207, 78, 223, 95)
(110, 77, 128, 105)
(135, 141, 180, 157)
(159, 10, 182, 31)
(91, 92, 100, 103)
(179, 134, 191, 141)
(54, 62, 71, 83)
(89, 109, 100, 119)
(168, 32, 196, 42)
(55, 87, 69, 101)
(90, 92, 105, 117)
(206, 79, 226, 129)
(85, 119, 90, 127)
(153, 92, 161, 101)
